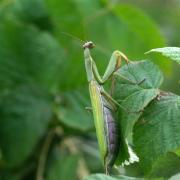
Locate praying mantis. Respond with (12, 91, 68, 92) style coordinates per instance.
(83, 41, 131, 174)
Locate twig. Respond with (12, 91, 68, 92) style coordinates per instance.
(36, 129, 56, 180)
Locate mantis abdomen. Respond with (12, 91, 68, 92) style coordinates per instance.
(103, 105, 119, 172)
(89, 80, 119, 173)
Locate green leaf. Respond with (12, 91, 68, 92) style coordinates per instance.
(0, 16, 65, 92)
(112, 4, 165, 50)
(0, 85, 52, 168)
(0, 171, 21, 180)
(55, 88, 94, 131)
(146, 47, 180, 64)
(46, 152, 79, 180)
(113, 60, 163, 138)
(12, 0, 52, 30)
(148, 152, 180, 178)
(44, 0, 90, 90)
(85, 174, 143, 180)
(81, 140, 103, 172)
(115, 132, 131, 166)
(45, 0, 84, 35)
(133, 93, 180, 175)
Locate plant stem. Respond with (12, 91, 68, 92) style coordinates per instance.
(36, 129, 55, 180)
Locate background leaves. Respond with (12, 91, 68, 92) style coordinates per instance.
(0, 86, 52, 168)
(0, 15, 65, 92)
(0, 0, 179, 179)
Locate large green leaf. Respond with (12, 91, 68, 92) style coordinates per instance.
(81, 140, 102, 172)
(133, 93, 180, 175)
(112, 4, 165, 50)
(45, 0, 84, 36)
(148, 152, 180, 178)
(0, 86, 52, 168)
(0, 15, 65, 92)
(46, 150, 79, 180)
(44, 0, 91, 90)
(55, 88, 94, 131)
(146, 47, 180, 64)
(113, 60, 163, 138)
(12, 0, 52, 30)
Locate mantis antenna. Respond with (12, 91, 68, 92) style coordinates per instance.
(60, 31, 111, 56)
(60, 31, 84, 44)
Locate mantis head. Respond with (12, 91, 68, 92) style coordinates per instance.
(83, 41, 95, 49)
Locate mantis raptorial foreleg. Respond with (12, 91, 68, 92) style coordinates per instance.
(92, 50, 129, 85)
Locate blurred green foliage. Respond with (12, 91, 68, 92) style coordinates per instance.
(0, 0, 179, 180)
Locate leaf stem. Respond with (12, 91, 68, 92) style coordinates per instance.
(36, 128, 56, 180)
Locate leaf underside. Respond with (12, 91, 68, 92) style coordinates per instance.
(146, 47, 180, 64)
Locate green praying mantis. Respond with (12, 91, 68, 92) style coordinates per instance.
(61, 32, 140, 174)
(83, 41, 132, 174)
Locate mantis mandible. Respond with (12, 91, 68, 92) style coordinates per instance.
(83, 41, 130, 174)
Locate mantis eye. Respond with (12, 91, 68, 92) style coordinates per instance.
(83, 41, 95, 49)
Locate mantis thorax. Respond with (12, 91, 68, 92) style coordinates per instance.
(84, 48, 95, 82)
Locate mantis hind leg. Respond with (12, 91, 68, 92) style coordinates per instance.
(101, 89, 140, 114)
(100, 89, 121, 112)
